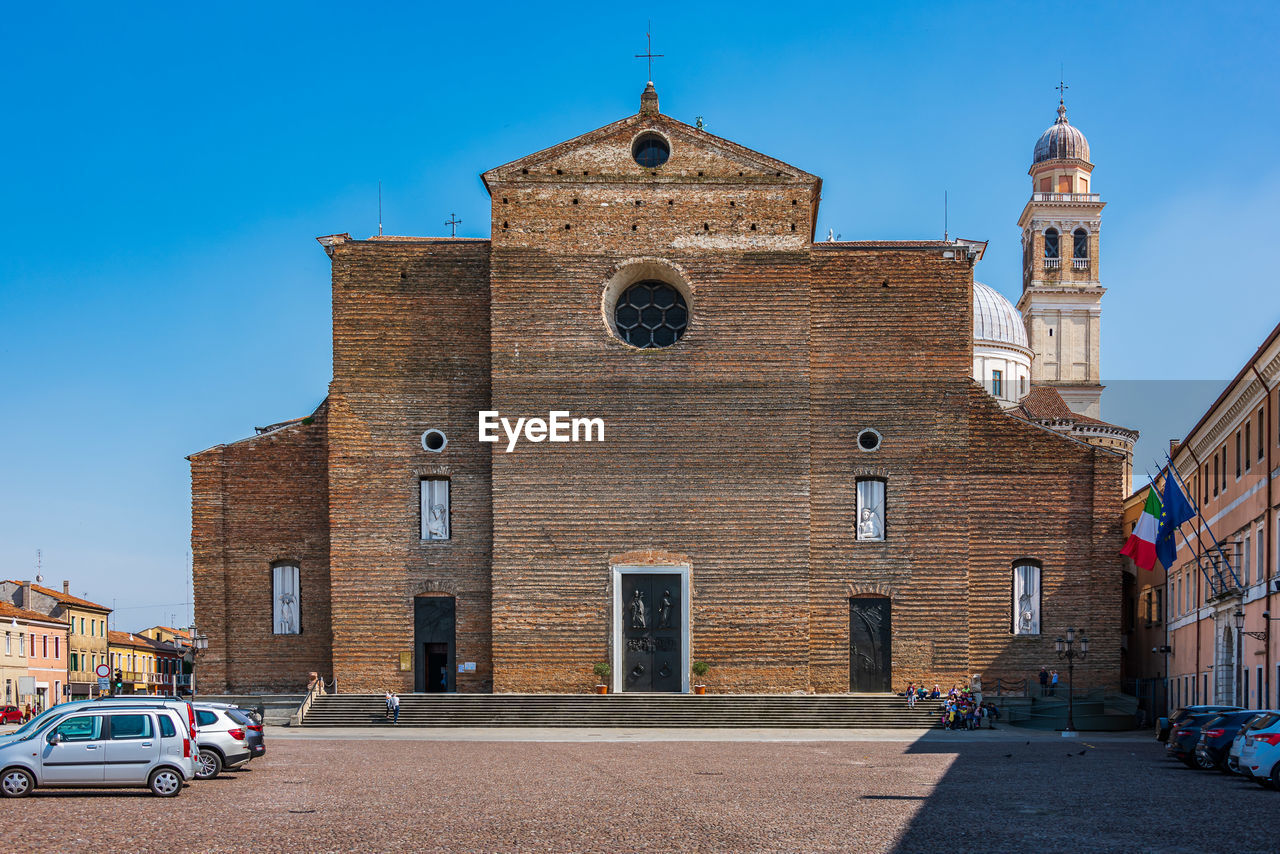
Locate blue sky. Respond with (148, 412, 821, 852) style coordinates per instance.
(1, 2, 1276, 630)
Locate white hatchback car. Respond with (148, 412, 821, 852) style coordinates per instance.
(1237, 711, 1280, 787)
(0, 706, 195, 797)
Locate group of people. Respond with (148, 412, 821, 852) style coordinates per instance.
(383, 691, 401, 724)
(902, 682, 999, 730)
(1037, 667, 1060, 696)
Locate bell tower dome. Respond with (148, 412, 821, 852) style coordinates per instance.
(1016, 96, 1106, 419)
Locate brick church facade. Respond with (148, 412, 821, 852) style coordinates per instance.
(190, 85, 1128, 695)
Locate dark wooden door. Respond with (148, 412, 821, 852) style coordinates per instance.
(622, 574, 681, 693)
(849, 598, 892, 692)
(414, 596, 455, 693)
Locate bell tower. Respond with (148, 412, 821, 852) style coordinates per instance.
(1016, 96, 1106, 419)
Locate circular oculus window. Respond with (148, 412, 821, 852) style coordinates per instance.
(857, 429, 882, 452)
(613, 280, 688, 348)
(632, 132, 670, 168)
(421, 429, 448, 453)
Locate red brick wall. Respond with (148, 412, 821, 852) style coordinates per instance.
(190, 406, 331, 693)
(326, 238, 493, 694)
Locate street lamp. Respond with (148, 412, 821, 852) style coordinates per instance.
(1055, 626, 1088, 737)
(1234, 609, 1277, 643)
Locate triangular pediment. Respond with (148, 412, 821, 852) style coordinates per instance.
(481, 110, 818, 189)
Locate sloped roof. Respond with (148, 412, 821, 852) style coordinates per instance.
(0, 601, 67, 624)
(6, 580, 111, 612)
(1014, 387, 1135, 435)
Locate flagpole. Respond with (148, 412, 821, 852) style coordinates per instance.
(1144, 466, 1225, 594)
(1163, 453, 1240, 588)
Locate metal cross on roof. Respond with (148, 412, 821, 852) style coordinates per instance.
(1056, 68, 1069, 105)
(635, 22, 663, 83)
(445, 213, 461, 237)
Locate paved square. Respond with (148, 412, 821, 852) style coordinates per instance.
(3, 729, 1274, 853)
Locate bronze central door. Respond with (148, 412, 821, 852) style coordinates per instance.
(849, 597, 892, 692)
(621, 574, 681, 693)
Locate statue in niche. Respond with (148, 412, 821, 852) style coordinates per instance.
(276, 592, 297, 634)
(629, 588, 647, 629)
(1018, 592, 1036, 634)
(858, 506, 883, 541)
(657, 589, 673, 629)
(426, 503, 449, 540)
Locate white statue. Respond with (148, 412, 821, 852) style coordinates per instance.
(426, 503, 449, 540)
(858, 507, 882, 540)
(277, 592, 297, 634)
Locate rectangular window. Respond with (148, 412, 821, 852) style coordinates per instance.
(42, 635, 47, 657)
(79, 617, 84, 634)
(1244, 535, 1252, 586)
(1222, 446, 1228, 489)
(109, 714, 153, 740)
(4, 633, 8, 654)
(69, 652, 78, 671)
(855, 479, 886, 541)
(1155, 588, 1163, 624)
(1039, 177, 1051, 192)
(1259, 666, 1265, 709)
(420, 479, 451, 541)
(1261, 409, 1266, 461)
(54, 636, 58, 658)
(272, 564, 301, 634)
(1257, 524, 1265, 585)
(1236, 432, 1242, 478)
(1057, 175, 1071, 192)
(1012, 563, 1041, 635)
(1213, 455, 1219, 496)
(18, 634, 24, 657)
(991, 370, 1003, 397)
(1203, 464, 1209, 504)
(1245, 424, 1252, 471)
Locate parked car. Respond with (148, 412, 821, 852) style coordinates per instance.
(0, 706, 22, 725)
(192, 704, 253, 779)
(227, 707, 266, 759)
(2, 697, 199, 748)
(1157, 705, 1243, 742)
(1193, 711, 1265, 771)
(1167, 712, 1222, 766)
(0, 706, 195, 797)
(1238, 711, 1280, 788)
(1227, 714, 1273, 774)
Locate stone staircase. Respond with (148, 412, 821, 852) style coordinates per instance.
(301, 693, 941, 728)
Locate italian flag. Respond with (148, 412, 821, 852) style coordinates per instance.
(1120, 488, 1161, 571)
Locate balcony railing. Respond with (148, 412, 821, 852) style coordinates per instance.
(1072, 258, 1090, 270)
(1044, 257, 1061, 269)
(1032, 192, 1101, 202)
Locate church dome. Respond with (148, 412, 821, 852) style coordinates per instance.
(973, 281, 1028, 349)
(1033, 103, 1090, 164)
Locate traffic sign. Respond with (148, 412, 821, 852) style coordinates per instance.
(97, 677, 110, 690)
(95, 664, 111, 678)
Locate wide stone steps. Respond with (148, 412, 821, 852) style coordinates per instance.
(302, 694, 940, 728)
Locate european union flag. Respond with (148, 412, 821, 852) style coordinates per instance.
(1155, 476, 1196, 569)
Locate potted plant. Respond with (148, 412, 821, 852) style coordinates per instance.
(592, 661, 611, 694)
(691, 661, 710, 694)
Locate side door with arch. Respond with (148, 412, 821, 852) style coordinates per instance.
(40, 714, 105, 784)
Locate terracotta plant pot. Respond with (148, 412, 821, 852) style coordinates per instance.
(595, 684, 608, 694)
(694, 685, 707, 695)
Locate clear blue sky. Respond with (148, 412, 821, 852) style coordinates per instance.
(1, 2, 1276, 631)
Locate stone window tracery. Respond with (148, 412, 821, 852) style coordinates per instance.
(613, 281, 688, 348)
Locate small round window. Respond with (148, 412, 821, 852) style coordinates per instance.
(857, 429, 881, 452)
(614, 281, 688, 348)
(421, 429, 448, 453)
(632, 133, 670, 168)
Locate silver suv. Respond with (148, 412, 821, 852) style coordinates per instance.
(192, 704, 253, 779)
(0, 706, 195, 797)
